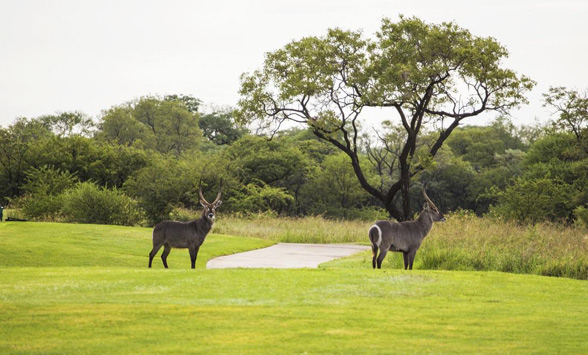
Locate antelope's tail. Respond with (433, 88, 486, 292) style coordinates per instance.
(368, 224, 382, 256)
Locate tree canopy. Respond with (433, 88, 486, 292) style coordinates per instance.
(237, 16, 535, 220)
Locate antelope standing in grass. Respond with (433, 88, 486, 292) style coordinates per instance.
(369, 186, 445, 270)
(149, 179, 222, 269)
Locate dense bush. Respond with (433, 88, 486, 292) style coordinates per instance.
(19, 194, 64, 221)
(486, 176, 573, 223)
(61, 182, 144, 226)
(18, 165, 77, 221)
(122, 156, 193, 224)
(229, 181, 295, 214)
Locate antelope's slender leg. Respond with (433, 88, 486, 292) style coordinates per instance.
(376, 249, 388, 269)
(194, 246, 200, 268)
(407, 249, 417, 270)
(149, 242, 164, 268)
(189, 246, 197, 269)
(403, 252, 409, 270)
(371, 245, 378, 269)
(161, 244, 171, 269)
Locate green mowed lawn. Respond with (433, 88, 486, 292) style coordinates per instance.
(1, 222, 587, 354)
(0, 222, 274, 269)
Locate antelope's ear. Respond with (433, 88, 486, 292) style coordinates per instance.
(215, 200, 222, 208)
(200, 200, 208, 208)
(423, 203, 429, 210)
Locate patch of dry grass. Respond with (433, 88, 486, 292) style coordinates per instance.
(215, 212, 588, 279)
(215, 215, 371, 243)
(424, 212, 588, 279)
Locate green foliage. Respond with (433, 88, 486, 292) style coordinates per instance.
(123, 156, 192, 224)
(223, 134, 312, 214)
(97, 105, 153, 148)
(301, 152, 374, 218)
(61, 182, 144, 226)
(199, 109, 246, 145)
(543, 86, 588, 144)
(237, 16, 534, 220)
(446, 117, 526, 169)
(99, 96, 202, 155)
(18, 165, 77, 221)
(486, 177, 572, 223)
(0, 118, 53, 200)
(225, 135, 309, 186)
(574, 205, 588, 227)
(229, 180, 294, 215)
(22, 165, 77, 196)
(524, 132, 579, 166)
(38, 111, 94, 137)
(18, 194, 64, 221)
(17, 166, 144, 225)
(421, 118, 530, 215)
(164, 94, 202, 114)
(494, 131, 588, 224)
(23, 136, 148, 188)
(2, 79, 586, 228)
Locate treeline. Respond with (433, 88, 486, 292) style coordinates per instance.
(1, 94, 587, 227)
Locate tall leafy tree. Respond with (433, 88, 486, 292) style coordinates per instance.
(97, 105, 154, 148)
(99, 96, 202, 155)
(199, 109, 247, 145)
(237, 16, 534, 220)
(0, 118, 53, 199)
(543, 86, 588, 151)
(164, 94, 202, 114)
(38, 111, 94, 137)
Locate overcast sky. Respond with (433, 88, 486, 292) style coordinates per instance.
(1, 0, 587, 128)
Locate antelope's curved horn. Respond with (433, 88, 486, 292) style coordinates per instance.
(212, 179, 223, 204)
(422, 182, 438, 209)
(199, 178, 209, 204)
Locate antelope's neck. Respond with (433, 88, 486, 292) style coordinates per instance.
(196, 216, 214, 235)
(416, 212, 433, 237)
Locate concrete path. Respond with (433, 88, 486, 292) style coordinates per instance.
(206, 243, 370, 269)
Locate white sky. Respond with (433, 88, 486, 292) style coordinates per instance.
(1, 0, 587, 128)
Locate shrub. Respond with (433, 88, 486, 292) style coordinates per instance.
(20, 194, 65, 221)
(123, 157, 192, 225)
(18, 165, 77, 221)
(229, 180, 294, 215)
(574, 206, 588, 227)
(62, 182, 144, 226)
(486, 176, 572, 223)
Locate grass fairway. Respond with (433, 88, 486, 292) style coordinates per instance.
(0, 222, 274, 269)
(1, 222, 587, 354)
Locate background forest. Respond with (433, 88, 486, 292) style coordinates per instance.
(1, 90, 587, 228)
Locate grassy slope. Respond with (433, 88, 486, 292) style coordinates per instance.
(0, 222, 274, 269)
(1, 222, 587, 354)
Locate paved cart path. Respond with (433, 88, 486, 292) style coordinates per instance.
(206, 243, 370, 269)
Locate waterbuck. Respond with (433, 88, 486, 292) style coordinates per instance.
(148, 179, 222, 269)
(369, 186, 445, 270)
